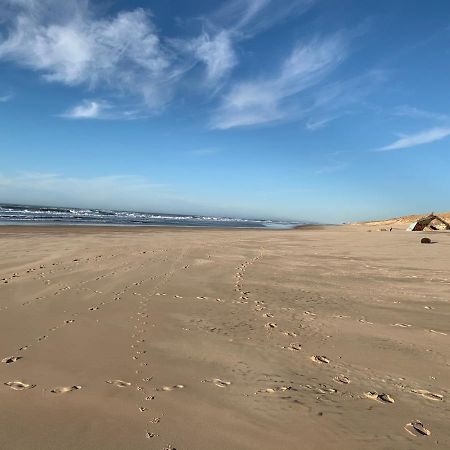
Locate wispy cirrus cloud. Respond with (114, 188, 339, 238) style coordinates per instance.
(376, 126, 450, 151)
(62, 100, 107, 119)
(392, 105, 449, 122)
(0, 1, 180, 113)
(210, 0, 314, 37)
(211, 34, 348, 129)
(178, 30, 236, 86)
(315, 162, 349, 175)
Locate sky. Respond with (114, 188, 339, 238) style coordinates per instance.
(0, 0, 449, 223)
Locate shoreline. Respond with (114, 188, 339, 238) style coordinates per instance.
(0, 223, 326, 234)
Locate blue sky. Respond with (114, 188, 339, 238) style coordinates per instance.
(0, 0, 449, 223)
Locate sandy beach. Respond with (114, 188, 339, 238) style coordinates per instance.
(0, 225, 449, 450)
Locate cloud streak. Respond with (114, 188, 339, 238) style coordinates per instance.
(376, 127, 450, 151)
(62, 100, 106, 119)
(211, 34, 347, 129)
(0, 1, 177, 111)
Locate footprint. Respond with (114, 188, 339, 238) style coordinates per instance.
(265, 322, 277, 329)
(404, 420, 431, 437)
(50, 385, 82, 394)
(282, 330, 297, 337)
(283, 343, 302, 351)
(158, 384, 185, 391)
(311, 355, 330, 364)
(392, 323, 412, 328)
(145, 432, 158, 439)
(265, 386, 291, 393)
(202, 378, 231, 388)
(410, 389, 443, 401)
(37, 335, 48, 341)
(429, 329, 447, 336)
(4, 381, 36, 391)
(196, 296, 208, 300)
(359, 319, 374, 325)
(89, 306, 99, 311)
(2, 356, 22, 364)
(174, 295, 183, 299)
(364, 391, 395, 403)
(106, 380, 131, 388)
(64, 319, 75, 324)
(18, 346, 29, 351)
(334, 375, 350, 384)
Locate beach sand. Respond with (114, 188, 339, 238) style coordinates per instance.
(0, 225, 449, 449)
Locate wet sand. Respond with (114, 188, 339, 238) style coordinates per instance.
(0, 225, 449, 449)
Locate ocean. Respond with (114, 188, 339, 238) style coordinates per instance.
(0, 204, 305, 229)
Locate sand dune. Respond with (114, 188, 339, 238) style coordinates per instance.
(356, 211, 450, 229)
(0, 225, 449, 449)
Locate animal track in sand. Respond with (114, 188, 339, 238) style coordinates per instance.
(429, 329, 447, 336)
(145, 431, 158, 439)
(174, 295, 183, 299)
(265, 322, 277, 329)
(64, 319, 75, 324)
(358, 319, 374, 325)
(410, 389, 443, 401)
(4, 381, 36, 390)
(157, 384, 185, 392)
(281, 330, 297, 337)
(37, 335, 48, 341)
(202, 378, 231, 388)
(50, 385, 81, 394)
(404, 420, 431, 437)
(311, 355, 330, 364)
(18, 346, 29, 351)
(265, 386, 291, 393)
(89, 306, 99, 311)
(282, 343, 302, 351)
(334, 375, 350, 384)
(262, 313, 273, 318)
(2, 356, 22, 364)
(196, 296, 208, 300)
(392, 323, 412, 328)
(364, 391, 395, 403)
(106, 380, 131, 388)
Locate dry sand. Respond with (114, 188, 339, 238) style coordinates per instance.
(0, 225, 449, 449)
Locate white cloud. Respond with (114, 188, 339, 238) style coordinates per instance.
(211, 35, 347, 129)
(186, 31, 236, 84)
(0, 0, 321, 122)
(0, 2, 175, 111)
(62, 100, 105, 119)
(211, 0, 314, 37)
(376, 127, 450, 151)
(392, 105, 449, 122)
(0, 93, 13, 102)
